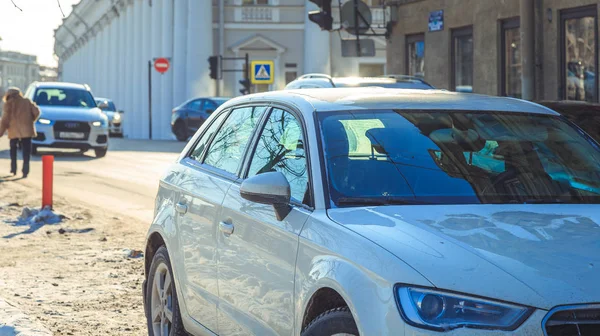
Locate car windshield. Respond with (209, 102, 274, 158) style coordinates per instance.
(95, 100, 116, 111)
(34, 88, 96, 108)
(318, 109, 600, 206)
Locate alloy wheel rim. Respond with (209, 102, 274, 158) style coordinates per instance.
(151, 263, 174, 336)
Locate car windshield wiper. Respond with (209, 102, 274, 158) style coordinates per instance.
(336, 197, 425, 206)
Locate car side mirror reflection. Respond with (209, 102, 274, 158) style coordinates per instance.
(240, 171, 292, 221)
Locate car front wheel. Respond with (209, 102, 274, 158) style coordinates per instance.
(146, 246, 186, 336)
(173, 121, 188, 142)
(302, 307, 359, 336)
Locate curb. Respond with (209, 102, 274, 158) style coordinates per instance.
(0, 299, 52, 336)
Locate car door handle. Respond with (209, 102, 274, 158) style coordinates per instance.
(175, 202, 188, 215)
(219, 222, 234, 236)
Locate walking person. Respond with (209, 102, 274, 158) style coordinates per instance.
(0, 87, 41, 178)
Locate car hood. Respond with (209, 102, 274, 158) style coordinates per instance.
(39, 106, 105, 122)
(328, 204, 600, 309)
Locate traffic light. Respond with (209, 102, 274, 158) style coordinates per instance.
(308, 0, 333, 31)
(239, 79, 250, 95)
(208, 56, 219, 79)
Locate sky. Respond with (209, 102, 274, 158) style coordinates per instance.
(0, 0, 80, 67)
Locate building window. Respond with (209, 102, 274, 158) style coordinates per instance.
(359, 63, 385, 77)
(285, 71, 297, 84)
(406, 34, 425, 78)
(501, 18, 521, 98)
(561, 6, 598, 102)
(452, 26, 474, 93)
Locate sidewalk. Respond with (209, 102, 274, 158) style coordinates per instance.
(0, 298, 52, 336)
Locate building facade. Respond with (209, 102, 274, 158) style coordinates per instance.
(54, 0, 388, 139)
(387, 0, 599, 103)
(0, 51, 40, 92)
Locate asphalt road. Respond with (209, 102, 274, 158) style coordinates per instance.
(0, 137, 186, 224)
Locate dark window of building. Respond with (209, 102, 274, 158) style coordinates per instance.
(500, 18, 521, 98)
(285, 71, 298, 84)
(561, 6, 598, 102)
(359, 63, 385, 77)
(451, 26, 474, 93)
(243, 0, 268, 5)
(406, 34, 425, 78)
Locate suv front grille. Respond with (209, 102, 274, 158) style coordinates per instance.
(54, 121, 91, 141)
(544, 305, 600, 336)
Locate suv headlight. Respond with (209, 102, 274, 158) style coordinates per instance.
(113, 113, 121, 121)
(396, 286, 533, 331)
(92, 119, 108, 127)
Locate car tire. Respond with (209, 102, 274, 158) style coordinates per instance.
(174, 121, 188, 142)
(145, 246, 187, 336)
(302, 307, 359, 336)
(94, 148, 108, 158)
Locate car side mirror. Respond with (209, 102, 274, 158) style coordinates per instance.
(118, 110, 125, 114)
(240, 171, 292, 221)
(98, 102, 109, 110)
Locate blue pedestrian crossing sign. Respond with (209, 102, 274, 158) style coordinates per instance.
(250, 60, 274, 84)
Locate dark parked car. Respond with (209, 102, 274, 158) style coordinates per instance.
(171, 97, 230, 141)
(538, 100, 600, 143)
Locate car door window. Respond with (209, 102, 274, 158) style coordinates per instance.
(204, 100, 218, 112)
(247, 108, 309, 203)
(188, 99, 203, 111)
(189, 111, 229, 162)
(204, 106, 267, 175)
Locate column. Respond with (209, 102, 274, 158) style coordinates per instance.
(117, 11, 125, 113)
(303, 2, 331, 74)
(151, 0, 163, 139)
(141, 0, 152, 139)
(95, 28, 104, 95)
(186, 0, 213, 99)
(90, 36, 97, 89)
(173, 0, 188, 108)
(160, 0, 174, 140)
(124, 3, 134, 136)
(132, 0, 143, 138)
(109, 16, 119, 108)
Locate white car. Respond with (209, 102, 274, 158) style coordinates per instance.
(24, 82, 109, 157)
(285, 74, 434, 90)
(143, 88, 600, 336)
(95, 97, 123, 137)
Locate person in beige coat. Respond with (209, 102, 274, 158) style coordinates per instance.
(0, 87, 41, 178)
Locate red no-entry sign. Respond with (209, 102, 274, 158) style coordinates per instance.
(154, 58, 170, 74)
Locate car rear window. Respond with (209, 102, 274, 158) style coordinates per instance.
(318, 109, 600, 206)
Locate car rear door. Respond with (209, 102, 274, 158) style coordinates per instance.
(217, 107, 312, 335)
(177, 104, 268, 333)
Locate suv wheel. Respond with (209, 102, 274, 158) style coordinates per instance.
(174, 121, 188, 142)
(146, 246, 186, 336)
(94, 148, 108, 158)
(302, 307, 359, 336)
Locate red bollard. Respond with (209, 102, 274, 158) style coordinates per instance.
(42, 155, 54, 209)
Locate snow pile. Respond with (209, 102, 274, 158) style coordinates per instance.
(15, 207, 64, 226)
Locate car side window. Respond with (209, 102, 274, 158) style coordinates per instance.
(189, 112, 229, 162)
(188, 99, 203, 111)
(203, 106, 267, 175)
(247, 108, 310, 204)
(204, 100, 218, 112)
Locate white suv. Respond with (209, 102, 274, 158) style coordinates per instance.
(25, 82, 109, 157)
(143, 88, 600, 336)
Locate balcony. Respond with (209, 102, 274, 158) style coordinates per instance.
(234, 6, 280, 23)
(332, 6, 389, 30)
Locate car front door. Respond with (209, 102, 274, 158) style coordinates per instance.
(217, 107, 312, 335)
(187, 99, 205, 132)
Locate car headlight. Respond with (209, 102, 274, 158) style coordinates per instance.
(113, 113, 121, 121)
(92, 120, 107, 127)
(38, 118, 52, 125)
(396, 286, 533, 331)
